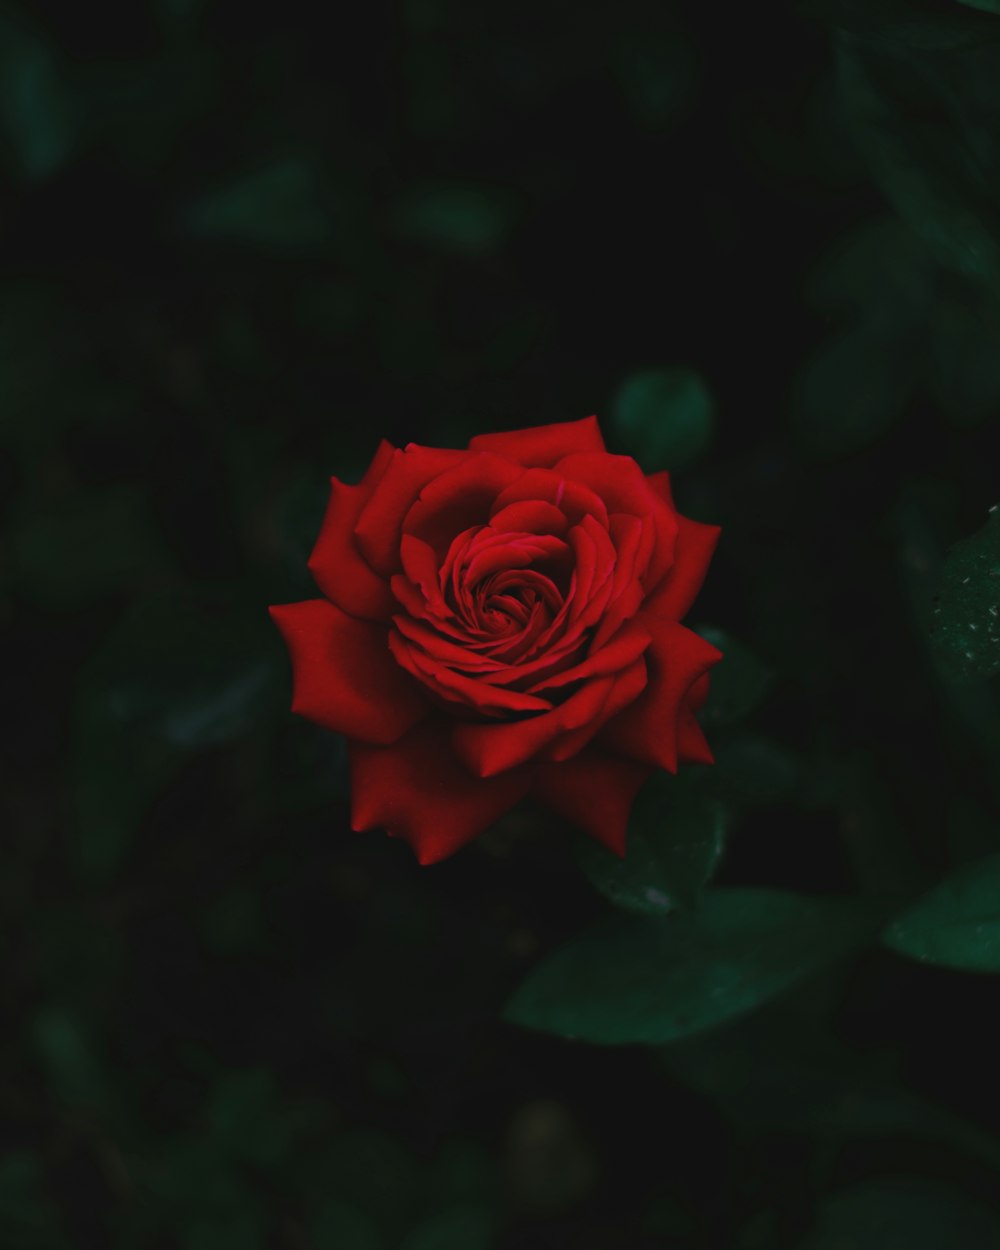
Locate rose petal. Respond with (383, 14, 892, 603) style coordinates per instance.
(453, 657, 648, 777)
(401, 453, 525, 557)
(488, 499, 569, 536)
(468, 414, 606, 467)
(350, 722, 533, 864)
(677, 704, 714, 764)
(490, 469, 609, 529)
(533, 750, 652, 855)
(354, 444, 466, 576)
(308, 440, 397, 620)
(642, 514, 722, 621)
(554, 452, 679, 586)
(600, 617, 721, 771)
(269, 599, 428, 744)
(389, 630, 554, 716)
(528, 618, 651, 693)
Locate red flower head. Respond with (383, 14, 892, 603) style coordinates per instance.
(270, 417, 721, 863)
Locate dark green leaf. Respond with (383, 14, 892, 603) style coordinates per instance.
(0, 17, 77, 180)
(31, 1005, 111, 1112)
(0, 1150, 66, 1247)
(799, 1178, 1000, 1249)
(837, 38, 1000, 289)
(578, 773, 728, 915)
(611, 368, 714, 470)
(928, 292, 1000, 428)
(709, 734, 798, 806)
(805, 0, 1000, 50)
(7, 485, 169, 607)
(694, 627, 772, 728)
(399, 1206, 494, 1250)
(505, 890, 877, 1045)
(614, 33, 697, 128)
(884, 853, 1000, 970)
(183, 159, 330, 249)
(928, 507, 1000, 680)
(791, 318, 918, 459)
(392, 184, 514, 255)
(72, 590, 281, 880)
(310, 1200, 384, 1250)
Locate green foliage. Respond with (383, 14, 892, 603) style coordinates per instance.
(837, 35, 1000, 289)
(884, 853, 1000, 970)
(6, 485, 169, 608)
(799, 1178, 1000, 1249)
(694, 627, 772, 728)
(391, 184, 515, 255)
(0, 1151, 66, 1249)
(310, 1200, 385, 1250)
(31, 1005, 112, 1114)
(928, 508, 1000, 681)
(72, 590, 282, 880)
(182, 160, 331, 250)
(578, 773, 728, 915)
(506, 891, 878, 1045)
(0, 15, 77, 180)
(400, 1206, 495, 1250)
(611, 367, 714, 469)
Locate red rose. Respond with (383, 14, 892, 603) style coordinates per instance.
(270, 416, 721, 864)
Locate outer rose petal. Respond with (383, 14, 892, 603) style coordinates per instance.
(600, 617, 721, 772)
(269, 599, 428, 744)
(453, 657, 648, 777)
(354, 444, 466, 576)
(467, 415, 606, 466)
(643, 513, 721, 621)
(308, 439, 397, 621)
(350, 722, 533, 864)
(533, 751, 652, 855)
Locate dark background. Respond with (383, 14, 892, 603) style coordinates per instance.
(4, 0, 1000, 1246)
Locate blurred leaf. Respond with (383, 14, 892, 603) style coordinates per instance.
(806, 215, 929, 316)
(578, 773, 728, 915)
(505, 890, 878, 1045)
(391, 184, 514, 255)
(694, 627, 772, 728)
(928, 506, 1000, 680)
(791, 318, 918, 458)
(72, 590, 281, 880)
(80, 590, 282, 750)
(798, 1178, 1000, 1249)
(837, 38, 1000, 288)
(310, 1199, 385, 1250)
(0, 1151, 66, 1248)
(928, 292, 1000, 427)
(957, 0, 1000, 14)
(183, 159, 331, 249)
(611, 367, 714, 469)
(400, 1206, 494, 1250)
(884, 853, 1000, 970)
(31, 1005, 111, 1113)
(201, 883, 266, 955)
(425, 1142, 496, 1207)
(181, 1207, 264, 1250)
(662, 993, 1000, 1165)
(0, 16, 77, 180)
(709, 734, 798, 806)
(6, 485, 169, 608)
(308, 1132, 420, 1237)
(614, 33, 697, 128)
(207, 1067, 301, 1165)
(805, 0, 1000, 50)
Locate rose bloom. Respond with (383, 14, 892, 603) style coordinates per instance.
(270, 417, 721, 864)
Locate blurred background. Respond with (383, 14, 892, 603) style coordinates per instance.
(4, 0, 1000, 1246)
